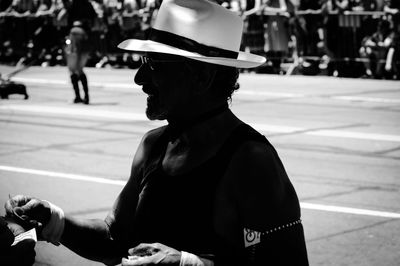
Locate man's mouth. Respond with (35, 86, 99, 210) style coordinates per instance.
(142, 85, 157, 97)
(146, 94, 159, 108)
(147, 95, 157, 101)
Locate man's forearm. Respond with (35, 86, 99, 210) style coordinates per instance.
(61, 216, 125, 265)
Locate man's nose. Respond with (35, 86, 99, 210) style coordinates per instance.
(134, 64, 151, 86)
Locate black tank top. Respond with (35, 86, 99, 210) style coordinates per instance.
(130, 123, 268, 257)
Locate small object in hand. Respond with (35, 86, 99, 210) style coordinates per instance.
(11, 228, 37, 246)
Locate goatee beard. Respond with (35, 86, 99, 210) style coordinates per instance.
(146, 96, 167, 120)
(146, 108, 168, 120)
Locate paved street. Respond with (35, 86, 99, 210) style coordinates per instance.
(0, 65, 399, 265)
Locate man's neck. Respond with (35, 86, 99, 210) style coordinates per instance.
(172, 108, 241, 148)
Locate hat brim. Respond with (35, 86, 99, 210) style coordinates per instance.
(118, 39, 266, 68)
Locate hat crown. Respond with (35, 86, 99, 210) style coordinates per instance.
(153, 0, 243, 52)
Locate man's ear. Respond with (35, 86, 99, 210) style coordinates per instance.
(189, 62, 217, 95)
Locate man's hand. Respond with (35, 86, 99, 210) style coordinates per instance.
(122, 243, 181, 265)
(0, 217, 36, 266)
(4, 195, 51, 230)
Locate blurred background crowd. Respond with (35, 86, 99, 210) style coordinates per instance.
(0, 0, 399, 79)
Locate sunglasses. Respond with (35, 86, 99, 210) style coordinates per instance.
(140, 56, 185, 71)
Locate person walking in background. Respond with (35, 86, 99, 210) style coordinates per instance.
(64, 20, 91, 104)
(62, 0, 96, 104)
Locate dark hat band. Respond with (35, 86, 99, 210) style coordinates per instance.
(149, 28, 239, 59)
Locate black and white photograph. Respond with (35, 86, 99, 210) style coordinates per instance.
(0, 0, 399, 265)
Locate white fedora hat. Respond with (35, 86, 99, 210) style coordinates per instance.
(118, 0, 266, 68)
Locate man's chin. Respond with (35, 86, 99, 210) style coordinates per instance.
(146, 108, 167, 121)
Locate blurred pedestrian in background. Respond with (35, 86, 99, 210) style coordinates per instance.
(64, 20, 91, 104)
(63, 0, 96, 104)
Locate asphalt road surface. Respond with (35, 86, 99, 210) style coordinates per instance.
(0, 65, 399, 266)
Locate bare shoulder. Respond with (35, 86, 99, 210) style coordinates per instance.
(228, 139, 288, 189)
(131, 126, 167, 167)
(143, 126, 167, 146)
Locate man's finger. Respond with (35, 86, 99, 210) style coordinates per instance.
(15, 199, 46, 219)
(122, 253, 166, 266)
(4, 195, 31, 215)
(13, 199, 38, 216)
(4, 217, 26, 236)
(128, 243, 156, 256)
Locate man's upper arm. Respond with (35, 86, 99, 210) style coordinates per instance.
(229, 141, 300, 227)
(222, 141, 308, 265)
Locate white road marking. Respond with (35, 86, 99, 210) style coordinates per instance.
(250, 123, 400, 142)
(0, 104, 148, 121)
(1, 104, 400, 142)
(13, 77, 136, 90)
(300, 202, 400, 219)
(236, 90, 305, 98)
(251, 123, 301, 133)
(332, 96, 400, 104)
(12, 77, 68, 86)
(1, 165, 400, 219)
(0, 165, 126, 186)
(307, 129, 400, 142)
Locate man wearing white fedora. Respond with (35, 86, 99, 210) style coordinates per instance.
(4, 0, 308, 265)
